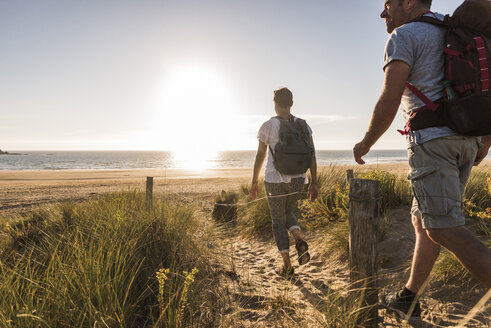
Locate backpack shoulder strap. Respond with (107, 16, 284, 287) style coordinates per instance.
(293, 117, 312, 144)
(410, 15, 449, 27)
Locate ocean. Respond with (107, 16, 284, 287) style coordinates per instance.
(0, 150, 415, 171)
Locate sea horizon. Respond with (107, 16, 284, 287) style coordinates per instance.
(1, 149, 490, 171)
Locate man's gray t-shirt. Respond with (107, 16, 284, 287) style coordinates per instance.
(383, 12, 458, 148)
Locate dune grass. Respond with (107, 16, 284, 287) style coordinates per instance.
(232, 166, 490, 284)
(236, 183, 272, 238)
(0, 192, 218, 328)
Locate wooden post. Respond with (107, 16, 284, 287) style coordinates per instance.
(346, 169, 354, 185)
(146, 177, 153, 207)
(348, 178, 380, 327)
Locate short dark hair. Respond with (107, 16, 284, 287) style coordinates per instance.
(273, 88, 293, 108)
(399, 0, 431, 7)
(419, 0, 432, 7)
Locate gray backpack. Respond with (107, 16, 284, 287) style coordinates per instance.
(269, 115, 314, 175)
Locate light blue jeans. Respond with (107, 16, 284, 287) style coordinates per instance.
(264, 177, 305, 253)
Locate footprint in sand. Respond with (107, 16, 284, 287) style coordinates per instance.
(305, 266, 321, 274)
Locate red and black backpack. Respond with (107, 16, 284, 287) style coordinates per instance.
(402, 0, 491, 136)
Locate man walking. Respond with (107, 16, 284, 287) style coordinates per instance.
(353, 0, 491, 319)
(250, 87, 318, 278)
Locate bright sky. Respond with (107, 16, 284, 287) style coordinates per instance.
(0, 0, 463, 151)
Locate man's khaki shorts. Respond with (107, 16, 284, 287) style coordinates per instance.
(408, 136, 480, 229)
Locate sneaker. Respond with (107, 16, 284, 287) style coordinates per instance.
(383, 288, 421, 319)
(295, 239, 310, 265)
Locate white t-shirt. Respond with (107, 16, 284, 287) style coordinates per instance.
(257, 116, 313, 183)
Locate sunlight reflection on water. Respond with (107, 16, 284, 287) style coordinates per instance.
(170, 149, 219, 170)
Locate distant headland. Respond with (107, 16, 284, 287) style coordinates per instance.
(0, 149, 23, 155)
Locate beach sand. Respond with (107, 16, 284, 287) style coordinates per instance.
(1, 160, 489, 214)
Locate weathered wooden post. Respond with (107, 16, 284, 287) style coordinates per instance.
(348, 178, 380, 327)
(146, 176, 153, 207)
(346, 169, 354, 185)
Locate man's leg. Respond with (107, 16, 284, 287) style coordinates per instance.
(290, 228, 304, 241)
(280, 251, 292, 270)
(286, 177, 306, 242)
(406, 214, 441, 293)
(383, 213, 436, 318)
(285, 177, 310, 265)
(265, 182, 292, 271)
(426, 226, 491, 288)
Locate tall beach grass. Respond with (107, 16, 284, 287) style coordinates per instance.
(0, 192, 218, 327)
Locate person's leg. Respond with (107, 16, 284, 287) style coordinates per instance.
(426, 226, 491, 288)
(420, 136, 491, 287)
(407, 136, 471, 290)
(265, 182, 292, 270)
(384, 141, 445, 317)
(290, 228, 305, 241)
(285, 177, 310, 265)
(285, 177, 305, 241)
(406, 212, 441, 293)
(422, 136, 491, 288)
(280, 252, 292, 270)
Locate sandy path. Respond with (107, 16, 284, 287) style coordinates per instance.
(207, 206, 490, 327)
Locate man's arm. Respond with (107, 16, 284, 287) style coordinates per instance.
(353, 60, 411, 164)
(308, 137, 319, 201)
(250, 141, 267, 200)
(475, 135, 491, 166)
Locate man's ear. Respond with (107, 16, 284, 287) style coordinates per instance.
(404, 0, 417, 12)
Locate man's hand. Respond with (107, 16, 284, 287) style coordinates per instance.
(353, 141, 371, 165)
(353, 61, 410, 165)
(308, 183, 319, 201)
(474, 136, 491, 166)
(250, 182, 259, 200)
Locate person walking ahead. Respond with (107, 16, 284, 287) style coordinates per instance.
(250, 87, 319, 278)
(353, 0, 491, 319)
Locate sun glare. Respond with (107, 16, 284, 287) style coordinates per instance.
(154, 65, 239, 169)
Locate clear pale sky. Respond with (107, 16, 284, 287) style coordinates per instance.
(0, 0, 463, 151)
